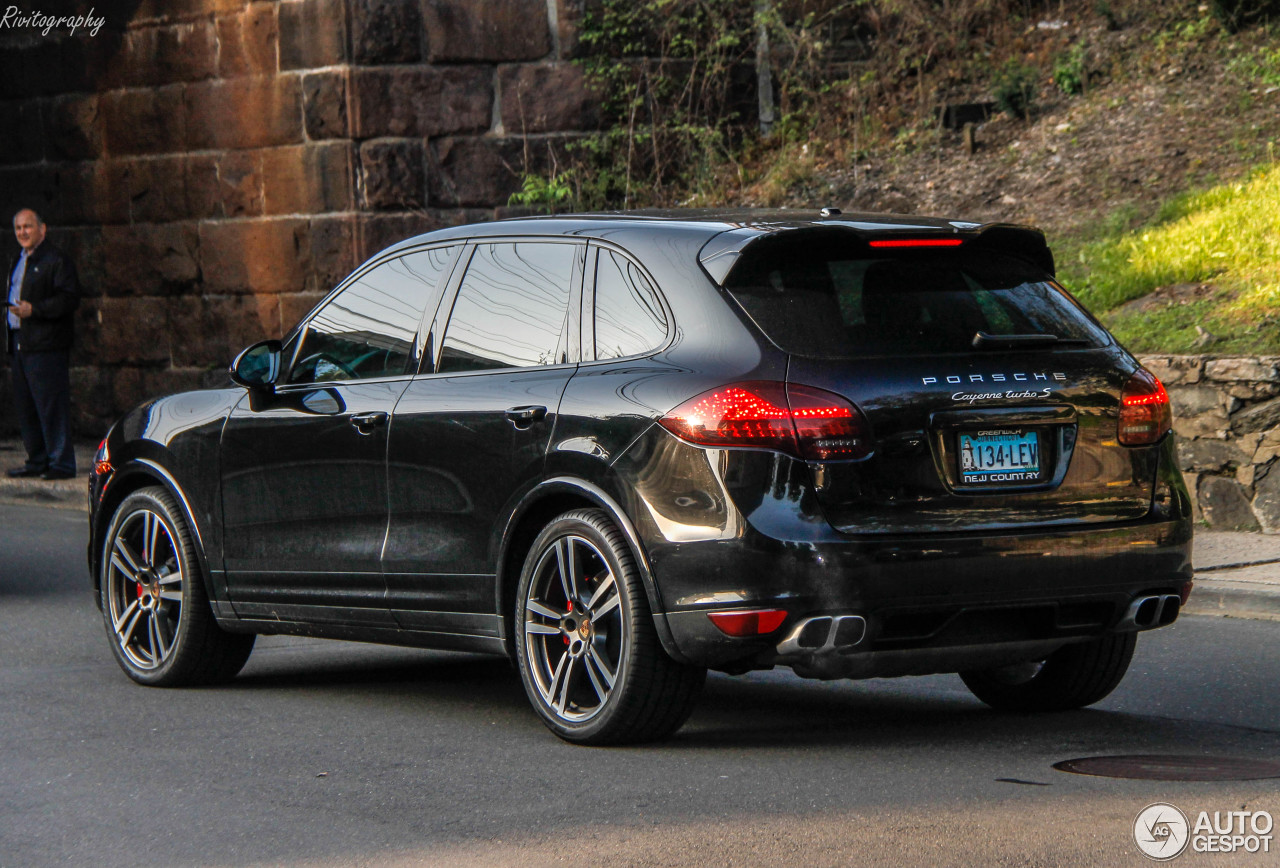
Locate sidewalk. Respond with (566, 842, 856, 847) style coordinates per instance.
(1182, 532, 1280, 621)
(1, 437, 1277, 621)
(0, 437, 96, 510)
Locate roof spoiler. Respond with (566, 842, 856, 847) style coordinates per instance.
(969, 224, 1055, 277)
(700, 221, 1056, 286)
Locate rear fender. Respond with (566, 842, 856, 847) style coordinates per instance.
(496, 476, 691, 665)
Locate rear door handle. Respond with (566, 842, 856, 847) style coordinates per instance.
(504, 405, 547, 429)
(350, 411, 389, 435)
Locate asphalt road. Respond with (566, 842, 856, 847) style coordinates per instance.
(2, 503, 1278, 867)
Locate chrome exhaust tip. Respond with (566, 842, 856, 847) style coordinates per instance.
(1118, 594, 1181, 631)
(777, 614, 867, 655)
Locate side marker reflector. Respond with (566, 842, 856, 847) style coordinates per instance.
(707, 609, 788, 637)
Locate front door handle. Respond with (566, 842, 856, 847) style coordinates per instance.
(350, 411, 389, 435)
(505, 405, 547, 429)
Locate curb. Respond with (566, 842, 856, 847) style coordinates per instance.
(1186, 566, 1280, 621)
(0, 440, 96, 511)
(0, 476, 86, 510)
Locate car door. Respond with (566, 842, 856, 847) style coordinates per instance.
(220, 245, 461, 625)
(383, 239, 584, 637)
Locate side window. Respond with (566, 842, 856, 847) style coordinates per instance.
(288, 246, 457, 384)
(438, 242, 577, 373)
(593, 250, 668, 360)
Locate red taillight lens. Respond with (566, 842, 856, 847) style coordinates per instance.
(658, 382, 795, 452)
(658, 381, 870, 460)
(707, 609, 788, 637)
(1118, 369, 1172, 446)
(787, 384, 867, 460)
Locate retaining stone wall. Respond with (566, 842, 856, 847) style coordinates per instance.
(0, 0, 597, 432)
(1141, 355, 1280, 533)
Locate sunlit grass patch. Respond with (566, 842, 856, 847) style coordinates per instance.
(1060, 163, 1280, 352)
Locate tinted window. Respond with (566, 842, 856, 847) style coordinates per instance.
(439, 242, 576, 372)
(725, 245, 1108, 358)
(593, 250, 667, 360)
(289, 247, 457, 384)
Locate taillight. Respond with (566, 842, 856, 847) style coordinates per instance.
(1118, 369, 1172, 446)
(658, 381, 870, 460)
(788, 384, 869, 459)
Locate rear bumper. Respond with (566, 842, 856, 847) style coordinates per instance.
(658, 513, 1191, 674)
(624, 433, 1193, 676)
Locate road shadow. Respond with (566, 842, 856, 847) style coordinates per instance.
(187, 640, 1280, 758)
(665, 670, 1280, 755)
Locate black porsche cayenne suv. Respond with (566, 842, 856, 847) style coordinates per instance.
(88, 210, 1192, 745)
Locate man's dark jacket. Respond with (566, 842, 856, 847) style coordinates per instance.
(5, 242, 81, 354)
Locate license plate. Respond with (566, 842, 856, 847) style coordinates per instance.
(958, 429, 1042, 484)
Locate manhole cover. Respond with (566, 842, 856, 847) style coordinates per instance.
(1054, 755, 1280, 781)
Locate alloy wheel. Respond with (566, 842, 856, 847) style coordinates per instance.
(105, 507, 185, 671)
(522, 534, 625, 722)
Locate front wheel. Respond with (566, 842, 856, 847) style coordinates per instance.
(100, 487, 255, 686)
(514, 509, 705, 745)
(960, 632, 1137, 712)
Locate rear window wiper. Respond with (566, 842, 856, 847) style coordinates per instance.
(972, 331, 1092, 350)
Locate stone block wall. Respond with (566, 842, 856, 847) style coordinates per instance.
(1141, 355, 1280, 533)
(0, 0, 598, 432)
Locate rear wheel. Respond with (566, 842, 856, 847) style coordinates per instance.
(100, 487, 254, 686)
(514, 509, 705, 745)
(960, 632, 1137, 712)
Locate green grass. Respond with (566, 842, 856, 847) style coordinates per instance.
(1228, 35, 1280, 87)
(1058, 162, 1280, 353)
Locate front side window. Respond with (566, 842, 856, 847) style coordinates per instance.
(438, 242, 577, 373)
(289, 247, 457, 384)
(593, 249, 668, 360)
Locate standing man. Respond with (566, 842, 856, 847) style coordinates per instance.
(6, 209, 80, 480)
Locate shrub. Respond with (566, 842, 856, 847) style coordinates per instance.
(1211, 0, 1280, 31)
(1053, 44, 1088, 96)
(994, 60, 1038, 119)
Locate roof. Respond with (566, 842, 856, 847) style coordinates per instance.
(377, 208, 1054, 282)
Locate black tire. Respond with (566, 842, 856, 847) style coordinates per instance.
(514, 509, 705, 745)
(100, 486, 255, 686)
(960, 632, 1137, 712)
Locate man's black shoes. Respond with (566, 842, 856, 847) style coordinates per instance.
(3, 467, 76, 480)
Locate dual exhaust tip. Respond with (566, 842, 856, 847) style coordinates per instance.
(776, 615, 867, 655)
(1118, 594, 1181, 631)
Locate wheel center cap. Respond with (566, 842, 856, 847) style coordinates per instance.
(136, 569, 160, 607)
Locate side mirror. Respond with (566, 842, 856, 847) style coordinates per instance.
(230, 339, 283, 391)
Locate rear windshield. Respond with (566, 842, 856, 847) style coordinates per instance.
(723, 243, 1109, 358)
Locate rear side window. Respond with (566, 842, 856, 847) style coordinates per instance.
(439, 242, 577, 372)
(724, 244, 1108, 358)
(593, 249, 668, 360)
